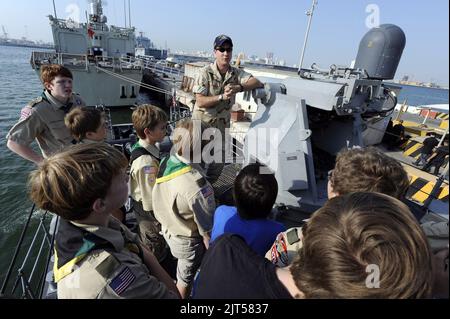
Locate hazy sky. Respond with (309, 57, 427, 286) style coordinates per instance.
(1, 0, 449, 85)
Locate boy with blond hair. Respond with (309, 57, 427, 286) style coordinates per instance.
(153, 118, 216, 298)
(29, 143, 179, 299)
(129, 104, 169, 263)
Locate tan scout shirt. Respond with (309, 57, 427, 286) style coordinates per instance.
(152, 157, 216, 238)
(6, 90, 85, 158)
(192, 61, 252, 125)
(130, 140, 160, 212)
(57, 216, 177, 299)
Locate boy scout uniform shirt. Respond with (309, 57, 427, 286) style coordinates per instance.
(130, 140, 160, 212)
(6, 90, 85, 158)
(152, 155, 216, 238)
(56, 216, 177, 299)
(192, 61, 252, 133)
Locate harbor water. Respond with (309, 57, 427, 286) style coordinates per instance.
(0, 45, 449, 284)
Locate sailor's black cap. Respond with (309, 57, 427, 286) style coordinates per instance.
(214, 35, 233, 48)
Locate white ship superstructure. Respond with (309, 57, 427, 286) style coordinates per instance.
(30, 0, 143, 107)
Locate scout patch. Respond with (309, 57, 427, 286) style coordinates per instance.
(271, 233, 289, 266)
(201, 186, 214, 199)
(20, 106, 32, 121)
(109, 267, 136, 295)
(95, 255, 120, 279)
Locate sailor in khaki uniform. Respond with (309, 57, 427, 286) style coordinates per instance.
(55, 216, 178, 299)
(192, 35, 264, 134)
(192, 60, 253, 134)
(152, 152, 216, 298)
(192, 35, 263, 181)
(7, 65, 85, 163)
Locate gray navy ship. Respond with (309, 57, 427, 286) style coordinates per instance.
(30, 0, 143, 108)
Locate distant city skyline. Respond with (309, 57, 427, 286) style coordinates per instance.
(1, 0, 448, 86)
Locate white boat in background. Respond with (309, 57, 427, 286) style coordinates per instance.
(30, 0, 143, 108)
(395, 103, 449, 115)
(416, 104, 449, 114)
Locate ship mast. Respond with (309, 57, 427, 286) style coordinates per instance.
(128, 0, 132, 28)
(52, 0, 58, 20)
(88, 0, 107, 25)
(298, 0, 318, 72)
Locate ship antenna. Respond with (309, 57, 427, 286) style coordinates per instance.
(298, 0, 318, 73)
(128, 0, 132, 28)
(124, 0, 127, 28)
(52, 0, 58, 20)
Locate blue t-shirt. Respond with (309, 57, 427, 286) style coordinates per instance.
(210, 205, 286, 256)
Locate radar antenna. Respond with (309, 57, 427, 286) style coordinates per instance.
(298, 0, 318, 72)
(1, 25, 8, 40)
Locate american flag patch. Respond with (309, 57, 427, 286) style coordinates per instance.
(143, 166, 157, 175)
(20, 107, 32, 121)
(201, 186, 213, 198)
(109, 267, 135, 295)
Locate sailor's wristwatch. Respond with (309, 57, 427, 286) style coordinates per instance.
(218, 94, 224, 101)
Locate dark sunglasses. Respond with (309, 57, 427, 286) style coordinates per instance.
(216, 47, 233, 53)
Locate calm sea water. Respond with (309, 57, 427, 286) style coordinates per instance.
(396, 83, 449, 106)
(0, 46, 46, 283)
(0, 45, 448, 285)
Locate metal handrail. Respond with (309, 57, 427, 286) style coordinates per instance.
(38, 216, 59, 299)
(137, 55, 185, 77)
(1, 205, 55, 299)
(31, 51, 144, 72)
(1, 204, 36, 295)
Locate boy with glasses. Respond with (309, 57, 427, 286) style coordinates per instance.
(7, 64, 85, 164)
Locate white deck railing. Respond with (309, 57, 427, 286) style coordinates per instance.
(30, 51, 144, 72)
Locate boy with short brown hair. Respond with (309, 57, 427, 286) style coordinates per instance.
(64, 106, 107, 143)
(291, 192, 433, 299)
(29, 143, 179, 299)
(129, 104, 169, 263)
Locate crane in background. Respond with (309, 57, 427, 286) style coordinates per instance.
(1, 25, 8, 40)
